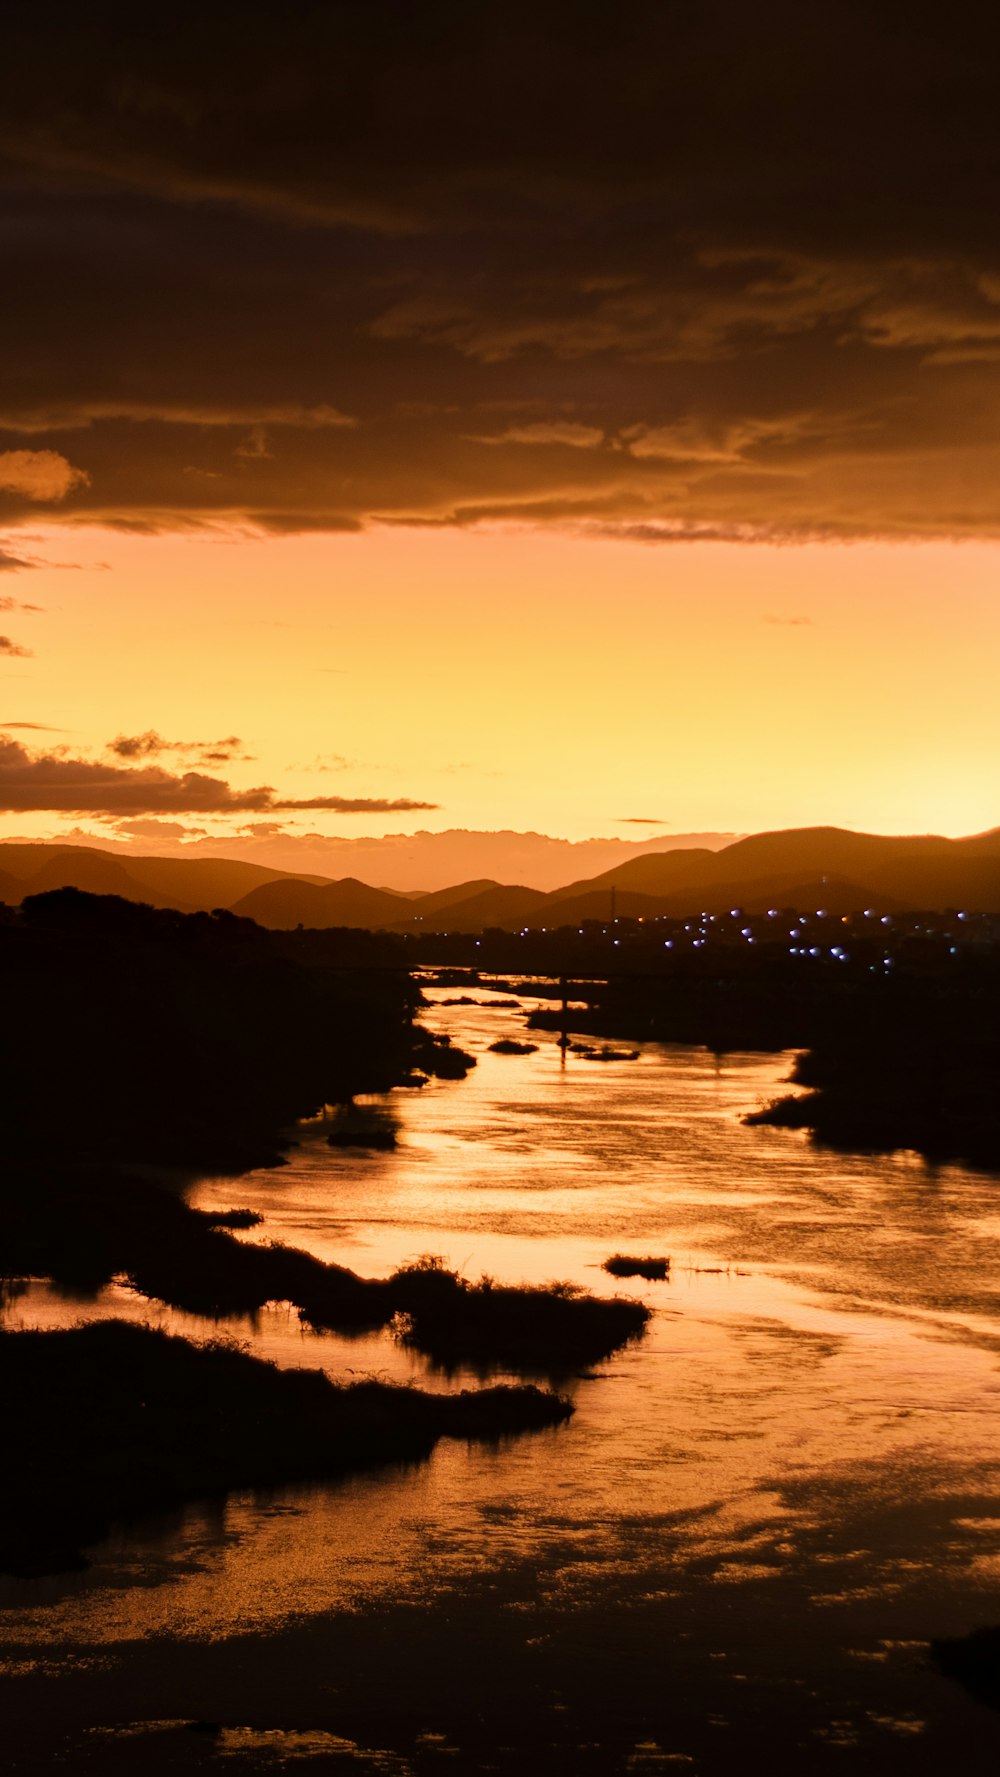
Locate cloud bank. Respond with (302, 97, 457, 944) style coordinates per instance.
(0, 736, 436, 816)
(1, 5, 999, 541)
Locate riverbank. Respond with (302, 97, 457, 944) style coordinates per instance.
(525, 954, 1000, 1172)
(3, 1162, 649, 1370)
(0, 1320, 573, 1577)
(6, 998, 1000, 1772)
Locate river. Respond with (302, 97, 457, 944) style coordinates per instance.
(3, 980, 1000, 1772)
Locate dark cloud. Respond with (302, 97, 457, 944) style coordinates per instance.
(276, 797, 438, 813)
(0, 636, 32, 658)
(108, 731, 176, 759)
(1, 5, 1000, 539)
(616, 818, 669, 826)
(108, 731, 248, 763)
(0, 735, 436, 816)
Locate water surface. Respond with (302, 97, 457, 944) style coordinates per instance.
(4, 983, 1000, 1771)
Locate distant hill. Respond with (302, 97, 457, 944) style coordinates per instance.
(3, 825, 1000, 931)
(112, 853, 331, 908)
(231, 876, 412, 929)
(660, 873, 895, 918)
(0, 843, 337, 912)
(865, 854, 1000, 910)
(401, 878, 502, 918)
(0, 865, 23, 905)
(535, 827, 1000, 923)
(547, 848, 720, 902)
(20, 849, 194, 911)
(704, 826, 959, 883)
(395, 884, 548, 933)
(534, 889, 670, 926)
(418, 827, 1000, 929)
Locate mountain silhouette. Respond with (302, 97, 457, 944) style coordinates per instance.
(3, 825, 1000, 930)
(231, 876, 410, 929)
(395, 884, 548, 933)
(547, 849, 720, 902)
(402, 878, 502, 917)
(0, 844, 338, 913)
(0, 865, 22, 905)
(21, 848, 192, 910)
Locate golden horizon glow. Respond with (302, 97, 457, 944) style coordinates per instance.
(2, 523, 999, 869)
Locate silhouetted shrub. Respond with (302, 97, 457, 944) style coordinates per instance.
(603, 1255, 670, 1280)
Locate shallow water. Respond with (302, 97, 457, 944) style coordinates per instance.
(4, 982, 1000, 1771)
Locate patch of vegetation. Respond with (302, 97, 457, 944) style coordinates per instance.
(487, 1038, 539, 1055)
(603, 1255, 671, 1281)
(744, 1004, 1000, 1169)
(0, 1321, 572, 1576)
(192, 1207, 263, 1230)
(388, 1258, 650, 1372)
(2, 1168, 650, 1371)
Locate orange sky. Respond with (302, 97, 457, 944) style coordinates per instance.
(2, 11, 1000, 874)
(2, 523, 998, 858)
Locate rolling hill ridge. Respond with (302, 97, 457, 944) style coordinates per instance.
(2, 826, 999, 931)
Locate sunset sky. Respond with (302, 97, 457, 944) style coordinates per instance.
(2, 4, 998, 878)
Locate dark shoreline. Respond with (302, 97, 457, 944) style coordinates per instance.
(0, 889, 649, 1585)
(3, 1163, 650, 1372)
(524, 955, 1000, 1174)
(0, 1321, 573, 1577)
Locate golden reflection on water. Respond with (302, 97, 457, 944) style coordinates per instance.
(4, 983, 1000, 1766)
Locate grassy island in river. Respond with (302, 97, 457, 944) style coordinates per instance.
(0, 1321, 573, 1577)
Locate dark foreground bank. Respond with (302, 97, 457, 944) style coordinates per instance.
(0, 1321, 572, 1576)
(0, 888, 469, 1172)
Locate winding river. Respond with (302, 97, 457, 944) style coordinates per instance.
(4, 980, 1000, 1772)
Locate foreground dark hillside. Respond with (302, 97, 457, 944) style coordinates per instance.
(0, 887, 458, 1171)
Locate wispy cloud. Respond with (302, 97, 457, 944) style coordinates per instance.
(275, 796, 438, 813)
(0, 596, 43, 614)
(471, 422, 605, 449)
(108, 731, 249, 763)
